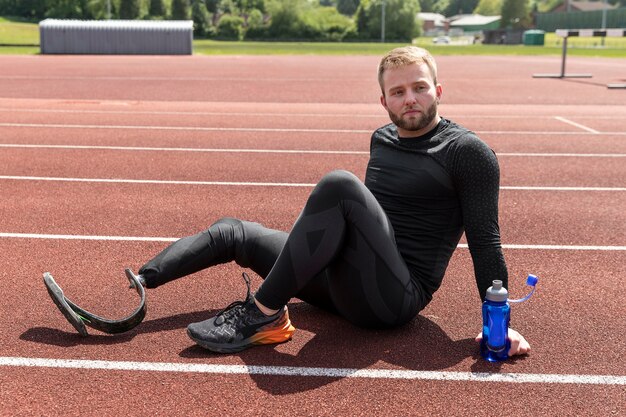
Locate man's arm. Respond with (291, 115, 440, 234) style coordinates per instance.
(451, 135, 508, 300)
(452, 135, 531, 357)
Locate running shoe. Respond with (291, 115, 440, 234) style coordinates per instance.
(187, 272, 295, 353)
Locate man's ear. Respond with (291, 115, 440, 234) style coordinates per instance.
(436, 84, 443, 102)
(380, 94, 388, 110)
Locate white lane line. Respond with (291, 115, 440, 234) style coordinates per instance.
(1, 175, 625, 191)
(2, 122, 626, 135)
(0, 175, 316, 187)
(501, 186, 626, 191)
(1, 144, 625, 158)
(479, 131, 626, 135)
(1, 357, 625, 385)
(472, 244, 626, 251)
(0, 144, 370, 155)
(497, 153, 626, 158)
(2, 233, 625, 251)
(1, 108, 625, 121)
(0, 76, 343, 82)
(0, 176, 624, 191)
(0, 233, 178, 242)
(554, 117, 600, 134)
(0, 123, 370, 134)
(0, 108, 387, 119)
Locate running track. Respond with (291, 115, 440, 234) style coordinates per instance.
(0, 54, 625, 416)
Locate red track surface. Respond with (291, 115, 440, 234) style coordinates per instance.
(1, 54, 625, 416)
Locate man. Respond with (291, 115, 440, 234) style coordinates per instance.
(133, 46, 530, 356)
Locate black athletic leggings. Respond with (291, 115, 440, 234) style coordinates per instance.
(139, 170, 425, 328)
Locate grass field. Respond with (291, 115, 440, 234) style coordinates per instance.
(192, 39, 626, 57)
(1, 16, 625, 57)
(0, 17, 39, 45)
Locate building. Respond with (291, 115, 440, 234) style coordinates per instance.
(536, 0, 624, 31)
(417, 12, 447, 35)
(449, 14, 501, 32)
(550, 0, 619, 12)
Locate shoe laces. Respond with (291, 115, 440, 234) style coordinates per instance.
(215, 272, 253, 324)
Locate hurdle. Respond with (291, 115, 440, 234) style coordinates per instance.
(533, 28, 626, 88)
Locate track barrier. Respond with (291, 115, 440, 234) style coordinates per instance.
(532, 28, 626, 89)
(39, 19, 193, 55)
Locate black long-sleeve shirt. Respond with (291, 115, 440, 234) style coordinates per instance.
(364, 118, 508, 302)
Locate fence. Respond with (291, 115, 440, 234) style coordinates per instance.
(536, 8, 626, 32)
(39, 19, 193, 55)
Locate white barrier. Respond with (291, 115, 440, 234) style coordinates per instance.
(39, 19, 193, 55)
(533, 28, 626, 88)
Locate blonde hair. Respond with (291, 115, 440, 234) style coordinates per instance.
(378, 46, 438, 95)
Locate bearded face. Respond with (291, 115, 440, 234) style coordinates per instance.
(380, 63, 442, 138)
(385, 99, 438, 134)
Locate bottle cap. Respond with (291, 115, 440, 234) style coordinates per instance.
(485, 280, 508, 302)
(509, 274, 539, 303)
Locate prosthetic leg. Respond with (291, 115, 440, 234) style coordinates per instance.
(43, 269, 147, 336)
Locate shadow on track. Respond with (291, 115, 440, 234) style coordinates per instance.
(178, 302, 480, 395)
(22, 291, 517, 394)
(20, 308, 221, 347)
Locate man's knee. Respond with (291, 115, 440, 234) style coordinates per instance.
(319, 170, 361, 189)
(310, 170, 365, 208)
(210, 217, 243, 229)
(206, 218, 279, 269)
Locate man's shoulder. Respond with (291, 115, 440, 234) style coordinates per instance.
(441, 119, 490, 151)
(440, 118, 476, 140)
(372, 123, 398, 140)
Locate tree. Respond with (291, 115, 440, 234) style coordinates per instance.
(474, 0, 502, 15)
(149, 0, 166, 17)
(172, 0, 191, 19)
(445, 0, 479, 15)
(119, 0, 141, 19)
(216, 14, 245, 39)
(192, 0, 212, 36)
(45, 0, 90, 18)
(219, 0, 240, 14)
(205, 0, 219, 13)
(85, 0, 115, 19)
(419, 0, 435, 12)
(300, 6, 355, 40)
(356, 0, 421, 42)
(247, 7, 264, 27)
(244, 9, 269, 39)
(235, 0, 266, 13)
(265, 0, 302, 39)
(337, 0, 359, 16)
(500, 0, 531, 28)
(12, 0, 49, 19)
(431, 0, 449, 14)
(245, 8, 266, 38)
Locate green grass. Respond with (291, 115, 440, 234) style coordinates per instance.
(0, 45, 39, 53)
(0, 17, 39, 45)
(544, 32, 626, 49)
(1, 17, 624, 58)
(193, 40, 625, 57)
(193, 40, 409, 55)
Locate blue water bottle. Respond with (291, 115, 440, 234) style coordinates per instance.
(480, 274, 538, 362)
(480, 280, 510, 362)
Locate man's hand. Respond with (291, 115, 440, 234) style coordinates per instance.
(475, 328, 531, 357)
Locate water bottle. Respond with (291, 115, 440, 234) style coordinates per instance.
(480, 274, 538, 362)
